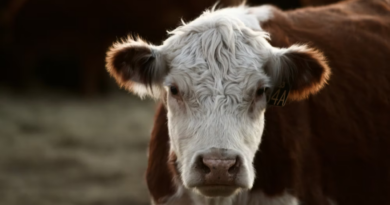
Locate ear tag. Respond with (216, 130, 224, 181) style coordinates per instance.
(267, 82, 290, 106)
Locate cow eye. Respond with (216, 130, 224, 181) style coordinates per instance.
(256, 87, 266, 97)
(170, 85, 179, 95)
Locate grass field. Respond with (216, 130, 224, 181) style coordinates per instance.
(0, 89, 156, 205)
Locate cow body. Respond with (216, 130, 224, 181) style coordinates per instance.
(105, 0, 390, 205)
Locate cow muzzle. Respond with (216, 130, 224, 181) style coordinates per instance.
(190, 147, 246, 197)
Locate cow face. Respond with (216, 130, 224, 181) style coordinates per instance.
(106, 7, 330, 198)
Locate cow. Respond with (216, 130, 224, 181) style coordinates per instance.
(105, 0, 390, 204)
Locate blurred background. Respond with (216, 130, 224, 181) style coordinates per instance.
(0, 0, 337, 204)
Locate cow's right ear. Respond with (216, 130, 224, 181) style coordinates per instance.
(105, 37, 168, 98)
(266, 44, 331, 102)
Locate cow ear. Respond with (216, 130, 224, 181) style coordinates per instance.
(105, 37, 168, 99)
(266, 44, 331, 101)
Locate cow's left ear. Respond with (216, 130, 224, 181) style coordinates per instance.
(266, 44, 331, 101)
(105, 36, 168, 99)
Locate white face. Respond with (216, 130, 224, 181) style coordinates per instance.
(157, 16, 275, 194)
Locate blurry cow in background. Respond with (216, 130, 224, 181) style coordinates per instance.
(106, 0, 390, 205)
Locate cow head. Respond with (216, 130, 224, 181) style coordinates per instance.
(106, 6, 330, 198)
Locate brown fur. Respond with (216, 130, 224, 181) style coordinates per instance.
(105, 37, 158, 92)
(267, 46, 331, 101)
(146, 0, 390, 204)
(146, 104, 176, 204)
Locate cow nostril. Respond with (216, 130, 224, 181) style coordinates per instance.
(228, 157, 240, 175)
(197, 157, 211, 174)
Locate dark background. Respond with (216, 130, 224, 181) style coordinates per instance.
(0, 0, 338, 205)
(0, 0, 337, 95)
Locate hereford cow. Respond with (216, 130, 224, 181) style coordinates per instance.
(105, 0, 390, 204)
